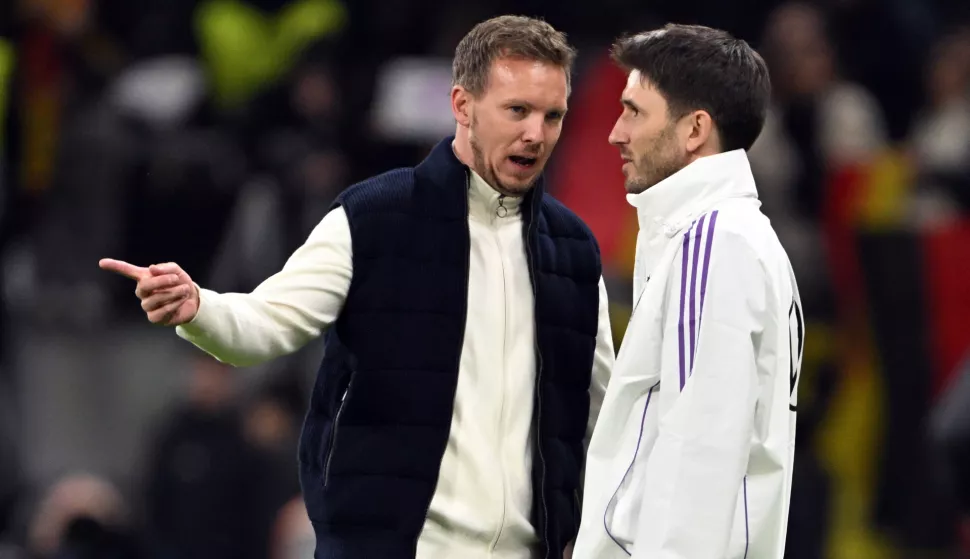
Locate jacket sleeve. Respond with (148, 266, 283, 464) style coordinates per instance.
(589, 276, 616, 443)
(632, 225, 766, 559)
(175, 207, 353, 366)
(577, 276, 615, 511)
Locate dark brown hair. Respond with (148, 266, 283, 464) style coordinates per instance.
(453, 15, 577, 96)
(612, 24, 771, 152)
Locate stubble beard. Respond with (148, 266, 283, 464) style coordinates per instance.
(469, 116, 533, 197)
(625, 125, 688, 195)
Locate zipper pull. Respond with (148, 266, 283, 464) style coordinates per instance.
(496, 195, 508, 218)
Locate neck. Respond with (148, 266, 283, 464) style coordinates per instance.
(689, 140, 722, 163)
(453, 125, 475, 169)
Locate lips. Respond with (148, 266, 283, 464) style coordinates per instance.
(509, 155, 538, 168)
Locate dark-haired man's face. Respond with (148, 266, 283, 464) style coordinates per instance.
(463, 57, 568, 196)
(609, 70, 690, 194)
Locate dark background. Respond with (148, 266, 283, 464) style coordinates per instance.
(2, 0, 970, 557)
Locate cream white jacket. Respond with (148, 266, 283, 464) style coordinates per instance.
(574, 150, 802, 559)
(176, 169, 615, 559)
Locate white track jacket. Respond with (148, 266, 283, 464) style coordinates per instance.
(574, 149, 803, 559)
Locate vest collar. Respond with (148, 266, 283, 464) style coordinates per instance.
(626, 149, 759, 238)
(414, 136, 543, 221)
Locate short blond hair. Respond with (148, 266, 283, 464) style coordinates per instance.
(452, 15, 576, 96)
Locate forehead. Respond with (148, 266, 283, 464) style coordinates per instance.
(483, 57, 568, 106)
(622, 69, 666, 108)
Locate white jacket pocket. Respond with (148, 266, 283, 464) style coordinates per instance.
(602, 381, 661, 552)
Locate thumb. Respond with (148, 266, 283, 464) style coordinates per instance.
(99, 258, 149, 281)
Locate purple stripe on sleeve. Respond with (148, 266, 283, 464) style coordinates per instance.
(688, 214, 707, 372)
(678, 223, 693, 391)
(698, 210, 720, 329)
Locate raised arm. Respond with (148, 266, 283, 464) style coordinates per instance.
(101, 207, 353, 366)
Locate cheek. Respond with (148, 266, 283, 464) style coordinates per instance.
(477, 114, 507, 142)
(630, 130, 658, 157)
(537, 134, 560, 157)
(547, 122, 564, 144)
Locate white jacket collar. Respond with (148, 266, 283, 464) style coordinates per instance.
(452, 140, 522, 221)
(626, 149, 759, 236)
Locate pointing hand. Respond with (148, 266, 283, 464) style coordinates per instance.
(99, 259, 200, 325)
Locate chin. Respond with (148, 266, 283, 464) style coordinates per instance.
(499, 174, 538, 195)
(625, 180, 651, 195)
(501, 183, 533, 197)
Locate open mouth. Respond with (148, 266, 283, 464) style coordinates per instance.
(509, 155, 538, 168)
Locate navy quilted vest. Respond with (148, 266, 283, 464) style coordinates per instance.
(298, 137, 602, 559)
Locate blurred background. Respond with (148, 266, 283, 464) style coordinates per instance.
(1, 0, 970, 557)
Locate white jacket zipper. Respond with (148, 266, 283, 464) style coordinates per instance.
(489, 194, 511, 552)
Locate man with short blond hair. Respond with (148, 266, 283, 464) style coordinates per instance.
(102, 15, 613, 559)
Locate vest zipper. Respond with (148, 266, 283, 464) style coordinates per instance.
(525, 201, 550, 559)
(497, 195, 508, 218)
(415, 170, 472, 548)
(323, 384, 350, 487)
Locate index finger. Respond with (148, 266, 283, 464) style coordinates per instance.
(99, 258, 149, 281)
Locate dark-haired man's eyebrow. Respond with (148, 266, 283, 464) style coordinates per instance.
(621, 98, 643, 113)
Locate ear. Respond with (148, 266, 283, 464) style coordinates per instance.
(451, 86, 472, 128)
(684, 110, 719, 154)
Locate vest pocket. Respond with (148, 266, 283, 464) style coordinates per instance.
(573, 488, 582, 534)
(323, 376, 353, 487)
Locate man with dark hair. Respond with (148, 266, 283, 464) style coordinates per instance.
(573, 24, 801, 559)
(101, 14, 614, 559)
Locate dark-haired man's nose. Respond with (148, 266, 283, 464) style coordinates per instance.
(608, 120, 627, 146)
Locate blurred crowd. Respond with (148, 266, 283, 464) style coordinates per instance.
(1, 0, 970, 557)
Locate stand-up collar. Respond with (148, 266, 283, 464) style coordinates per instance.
(626, 149, 759, 235)
(467, 168, 523, 221)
